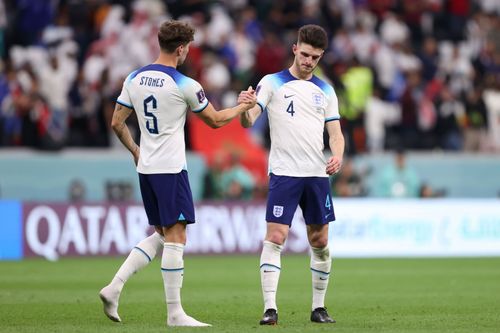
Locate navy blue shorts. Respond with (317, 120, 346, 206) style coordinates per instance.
(265, 173, 335, 226)
(138, 170, 195, 227)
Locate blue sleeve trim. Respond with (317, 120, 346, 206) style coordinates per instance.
(325, 117, 340, 123)
(192, 100, 209, 113)
(256, 101, 266, 113)
(117, 100, 134, 109)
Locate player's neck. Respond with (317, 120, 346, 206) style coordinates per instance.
(153, 53, 179, 68)
(289, 65, 313, 81)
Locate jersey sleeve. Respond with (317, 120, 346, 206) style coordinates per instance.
(116, 72, 135, 109)
(255, 75, 274, 112)
(180, 77, 209, 113)
(325, 86, 341, 122)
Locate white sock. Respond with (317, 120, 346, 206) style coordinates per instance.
(112, 232, 164, 292)
(260, 240, 283, 311)
(310, 246, 331, 310)
(161, 242, 185, 317)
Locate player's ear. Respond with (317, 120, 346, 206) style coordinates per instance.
(176, 44, 184, 57)
(292, 44, 298, 54)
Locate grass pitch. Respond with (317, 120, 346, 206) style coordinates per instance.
(0, 256, 499, 333)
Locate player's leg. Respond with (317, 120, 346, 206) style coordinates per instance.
(259, 222, 288, 325)
(302, 177, 336, 323)
(99, 228, 164, 322)
(161, 227, 210, 327)
(307, 224, 335, 323)
(156, 171, 210, 327)
(259, 174, 303, 325)
(99, 174, 164, 322)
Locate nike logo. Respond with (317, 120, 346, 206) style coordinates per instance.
(324, 213, 333, 219)
(284, 94, 295, 98)
(263, 270, 275, 273)
(319, 277, 328, 280)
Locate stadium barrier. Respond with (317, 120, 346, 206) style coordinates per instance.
(2, 150, 500, 202)
(1, 199, 500, 260)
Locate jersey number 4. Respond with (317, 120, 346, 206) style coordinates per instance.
(144, 95, 159, 134)
(286, 100, 295, 117)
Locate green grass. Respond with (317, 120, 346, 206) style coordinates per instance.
(0, 256, 499, 333)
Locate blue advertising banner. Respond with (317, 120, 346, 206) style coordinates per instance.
(0, 201, 22, 260)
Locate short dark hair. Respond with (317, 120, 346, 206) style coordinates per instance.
(297, 24, 328, 50)
(158, 20, 195, 53)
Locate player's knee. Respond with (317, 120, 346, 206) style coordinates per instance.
(265, 233, 286, 246)
(163, 224, 187, 244)
(309, 236, 328, 249)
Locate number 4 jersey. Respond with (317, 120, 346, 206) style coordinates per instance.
(256, 69, 340, 177)
(117, 64, 208, 174)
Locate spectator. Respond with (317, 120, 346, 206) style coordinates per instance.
(220, 152, 255, 200)
(419, 182, 446, 198)
(68, 179, 86, 202)
(341, 56, 373, 153)
(464, 86, 489, 151)
(418, 36, 439, 82)
(331, 158, 368, 197)
(434, 86, 466, 150)
(396, 70, 423, 149)
(376, 149, 420, 198)
(0, 0, 498, 154)
(365, 85, 401, 152)
(202, 153, 225, 200)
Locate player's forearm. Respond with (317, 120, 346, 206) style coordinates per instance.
(112, 123, 139, 156)
(240, 105, 261, 128)
(211, 104, 249, 128)
(329, 131, 345, 160)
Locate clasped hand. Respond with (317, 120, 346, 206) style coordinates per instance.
(238, 86, 256, 107)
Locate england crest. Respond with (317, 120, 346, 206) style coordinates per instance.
(312, 92, 324, 106)
(273, 205, 284, 218)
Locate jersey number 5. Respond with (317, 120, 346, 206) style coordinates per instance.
(286, 100, 295, 117)
(144, 95, 158, 134)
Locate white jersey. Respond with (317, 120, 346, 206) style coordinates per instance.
(117, 64, 208, 174)
(256, 69, 340, 177)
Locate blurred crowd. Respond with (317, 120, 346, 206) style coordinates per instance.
(0, 0, 499, 199)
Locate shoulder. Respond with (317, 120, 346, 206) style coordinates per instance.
(259, 70, 296, 90)
(309, 75, 335, 96)
(166, 69, 200, 90)
(128, 64, 199, 87)
(123, 68, 140, 85)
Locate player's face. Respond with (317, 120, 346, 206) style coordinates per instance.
(178, 42, 191, 65)
(293, 43, 324, 75)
